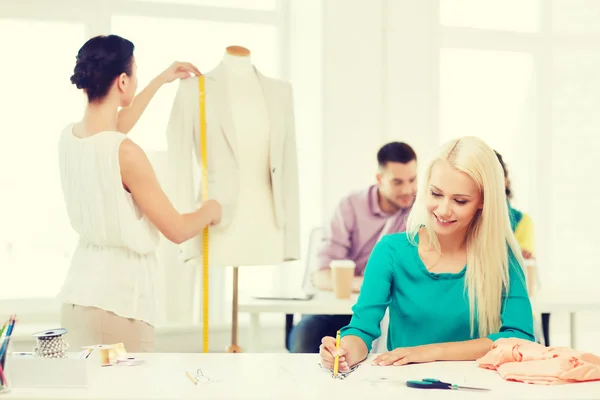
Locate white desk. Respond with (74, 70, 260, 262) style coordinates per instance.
(2, 353, 599, 399)
(533, 289, 600, 349)
(238, 291, 357, 351)
(240, 288, 600, 352)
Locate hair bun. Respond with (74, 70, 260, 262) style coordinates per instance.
(70, 61, 93, 90)
(69, 35, 135, 102)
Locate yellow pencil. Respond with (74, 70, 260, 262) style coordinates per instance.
(333, 330, 341, 376)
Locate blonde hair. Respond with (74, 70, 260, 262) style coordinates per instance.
(406, 136, 524, 337)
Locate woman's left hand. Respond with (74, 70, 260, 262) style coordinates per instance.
(372, 344, 441, 366)
(158, 61, 202, 84)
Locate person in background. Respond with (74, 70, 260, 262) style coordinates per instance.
(58, 35, 221, 352)
(319, 136, 534, 371)
(495, 150, 549, 346)
(288, 141, 418, 353)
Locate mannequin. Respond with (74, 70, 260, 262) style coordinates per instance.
(206, 46, 284, 267)
(225, 45, 250, 57)
(165, 45, 301, 351)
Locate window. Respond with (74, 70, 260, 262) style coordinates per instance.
(0, 19, 85, 299)
(439, 1, 600, 298)
(550, 47, 600, 288)
(440, 0, 540, 33)
(552, 0, 600, 35)
(439, 48, 536, 211)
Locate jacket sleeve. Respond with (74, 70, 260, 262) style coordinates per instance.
(165, 78, 200, 261)
(282, 83, 301, 261)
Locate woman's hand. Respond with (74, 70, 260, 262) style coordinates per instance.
(319, 335, 367, 373)
(201, 199, 222, 226)
(372, 344, 441, 366)
(117, 61, 201, 133)
(319, 336, 351, 373)
(158, 61, 202, 84)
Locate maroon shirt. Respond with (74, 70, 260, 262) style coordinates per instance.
(318, 185, 411, 276)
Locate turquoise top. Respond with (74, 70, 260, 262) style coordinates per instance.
(340, 232, 535, 352)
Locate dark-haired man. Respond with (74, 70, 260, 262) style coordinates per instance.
(288, 142, 418, 353)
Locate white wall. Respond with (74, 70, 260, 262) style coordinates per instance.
(321, 0, 439, 217)
(322, 0, 386, 216)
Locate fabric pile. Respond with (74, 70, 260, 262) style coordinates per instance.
(477, 338, 600, 385)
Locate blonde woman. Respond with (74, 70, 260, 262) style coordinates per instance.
(319, 137, 534, 371)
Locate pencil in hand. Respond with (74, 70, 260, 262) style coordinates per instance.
(333, 330, 341, 377)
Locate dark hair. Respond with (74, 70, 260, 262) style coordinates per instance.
(494, 150, 512, 199)
(377, 142, 417, 168)
(70, 35, 135, 102)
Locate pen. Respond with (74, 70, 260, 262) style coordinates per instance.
(333, 330, 341, 377)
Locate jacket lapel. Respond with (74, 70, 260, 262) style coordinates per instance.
(206, 66, 238, 160)
(205, 64, 283, 164)
(255, 69, 283, 168)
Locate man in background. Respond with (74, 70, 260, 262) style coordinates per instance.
(288, 142, 418, 353)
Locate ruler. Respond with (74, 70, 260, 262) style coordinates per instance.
(198, 76, 209, 353)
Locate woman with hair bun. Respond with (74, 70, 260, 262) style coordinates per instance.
(58, 34, 221, 352)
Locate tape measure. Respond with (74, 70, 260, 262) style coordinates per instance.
(198, 76, 209, 353)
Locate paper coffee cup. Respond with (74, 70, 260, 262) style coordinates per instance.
(330, 260, 356, 299)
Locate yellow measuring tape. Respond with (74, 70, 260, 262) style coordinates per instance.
(198, 76, 209, 353)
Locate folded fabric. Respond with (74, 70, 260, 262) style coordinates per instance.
(478, 338, 550, 369)
(477, 338, 600, 385)
(498, 357, 600, 385)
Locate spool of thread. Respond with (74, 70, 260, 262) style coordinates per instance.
(31, 328, 69, 359)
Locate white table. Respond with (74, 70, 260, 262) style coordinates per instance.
(2, 353, 599, 399)
(240, 288, 600, 352)
(533, 289, 600, 349)
(238, 291, 357, 351)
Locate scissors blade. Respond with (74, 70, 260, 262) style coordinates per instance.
(455, 385, 491, 391)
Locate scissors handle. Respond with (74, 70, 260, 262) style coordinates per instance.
(406, 379, 450, 389)
(407, 378, 490, 392)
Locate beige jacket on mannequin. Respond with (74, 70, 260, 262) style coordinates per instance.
(165, 63, 301, 262)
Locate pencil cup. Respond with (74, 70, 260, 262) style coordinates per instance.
(330, 260, 355, 299)
(0, 338, 12, 395)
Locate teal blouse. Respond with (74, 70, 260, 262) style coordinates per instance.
(340, 232, 535, 352)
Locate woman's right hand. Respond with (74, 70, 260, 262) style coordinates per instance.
(319, 336, 351, 373)
(201, 199, 222, 226)
(158, 61, 202, 84)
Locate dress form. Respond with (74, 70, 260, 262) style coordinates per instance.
(213, 45, 284, 353)
(207, 48, 284, 268)
(165, 43, 301, 355)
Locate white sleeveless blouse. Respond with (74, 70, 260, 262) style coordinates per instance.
(57, 125, 160, 326)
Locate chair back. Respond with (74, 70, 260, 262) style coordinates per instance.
(301, 226, 325, 293)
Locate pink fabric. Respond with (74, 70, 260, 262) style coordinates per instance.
(477, 338, 600, 385)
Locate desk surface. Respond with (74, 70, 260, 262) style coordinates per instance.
(240, 288, 600, 316)
(3, 353, 599, 400)
(238, 291, 357, 315)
